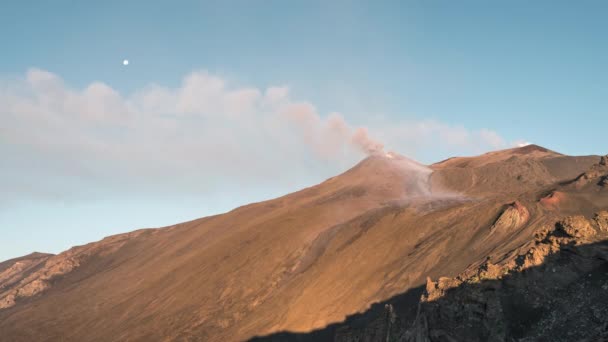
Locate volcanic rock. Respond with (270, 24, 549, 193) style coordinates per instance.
(400, 216, 608, 342)
(557, 215, 596, 239)
(594, 211, 608, 232)
(490, 201, 530, 232)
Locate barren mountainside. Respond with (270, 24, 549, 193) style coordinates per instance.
(1, 145, 607, 342)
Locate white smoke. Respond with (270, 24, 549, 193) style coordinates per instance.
(379, 152, 466, 205)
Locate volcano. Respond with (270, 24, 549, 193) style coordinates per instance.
(1, 145, 607, 341)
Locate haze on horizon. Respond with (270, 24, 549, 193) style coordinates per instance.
(1, 0, 607, 261)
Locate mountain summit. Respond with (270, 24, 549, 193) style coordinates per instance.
(1, 146, 607, 341)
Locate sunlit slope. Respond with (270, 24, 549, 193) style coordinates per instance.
(0, 146, 601, 342)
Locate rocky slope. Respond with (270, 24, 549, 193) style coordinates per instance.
(295, 212, 608, 342)
(0, 145, 606, 342)
(0, 252, 53, 308)
(0, 230, 149, 310)
(408, 213, 608, 342)
(252, 149, 608, 342)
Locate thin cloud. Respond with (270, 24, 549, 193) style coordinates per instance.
(0, 68, 516, 203)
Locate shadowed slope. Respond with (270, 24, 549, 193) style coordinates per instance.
(249, 223, 608, 342)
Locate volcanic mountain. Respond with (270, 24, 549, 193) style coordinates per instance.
(1, 145, 607, 341)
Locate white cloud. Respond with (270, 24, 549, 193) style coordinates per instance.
(478, 128, 506, 148)
(366, 119, 510, 158)
(0, 68, 515, 203)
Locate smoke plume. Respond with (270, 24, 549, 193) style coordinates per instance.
(351, 127, 384, 155)
(0, 68, 511, 205)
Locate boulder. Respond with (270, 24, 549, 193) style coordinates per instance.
(594, 211, 608, 232)
(557, 216, 596, 238)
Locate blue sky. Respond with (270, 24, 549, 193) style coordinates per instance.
(1, 0, 607, 260)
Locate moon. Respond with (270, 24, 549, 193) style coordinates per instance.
(123, 59, 129, 66)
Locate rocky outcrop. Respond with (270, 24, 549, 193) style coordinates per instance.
(573, 170, 605, 187)
(402, 213, 608, 342)
(0, 253, 51, 292)
(290, 213, 608, 342)
(0, 230, 148, 309)
(595, 211, 608, 232)
(0, 251, 83, 309)
(315, 213, 608, 342)
(573, 155, 608, 188)
(490, 201, 530, 232)
(556, 215, 596, 239)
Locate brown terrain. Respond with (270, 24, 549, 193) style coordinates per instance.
(1, 144, 607, 341)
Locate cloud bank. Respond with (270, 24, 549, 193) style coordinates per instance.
(0, 68, 516, 203)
